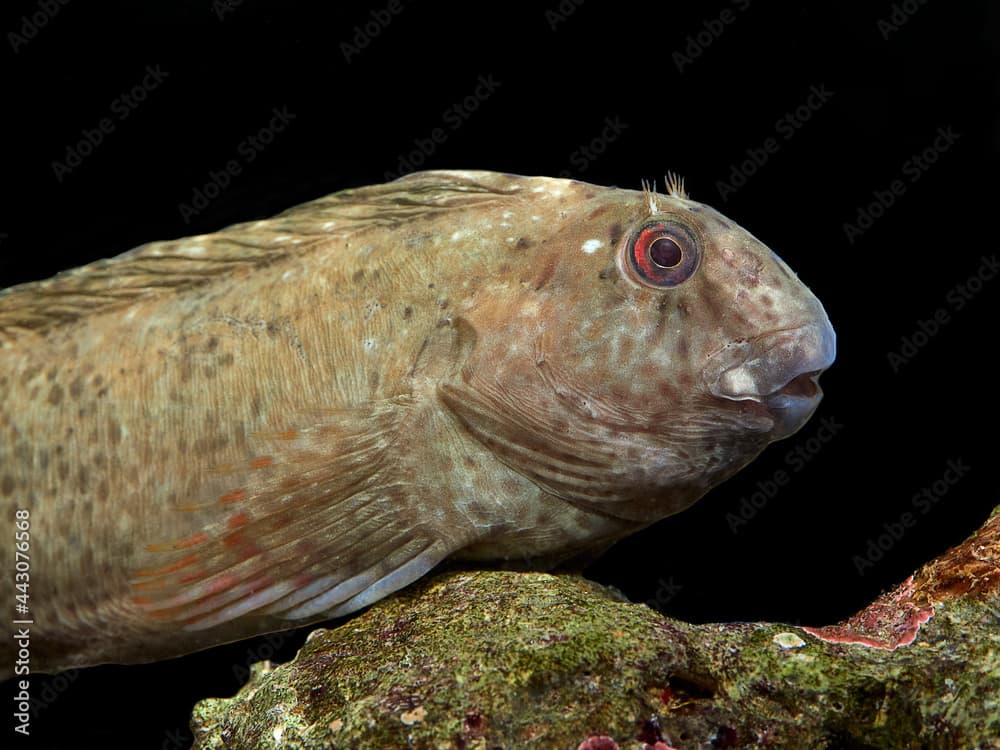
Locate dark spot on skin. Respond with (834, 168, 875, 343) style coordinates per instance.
(403, 306, 413, 320)
(20, 365, 43, 387)
(608, 223, 623, 247)
(77, 466, 88, 492)
(516, 237, 532, 250)
(0, 475, 14, 496)
(219, 353, 235, 367)
(369, 370, 380, 389)
(97, 387, 108, 399)
(58, 462, 70, 481)
(93, 375, 104, 387)
(587, 205, 609, 219)
(98, 479, 109, 499)
(582, 190, 596, 199)
(69, 376, 84, 399)
(93, 453, 106, 469)
(463, 456, 476, 468)
(760, 294, 774, 308)
(438, 299, 449, 309)
(47, 368, 58, 381)
(676, 337, 689, 357)
(203, 366, 217, 379)
(108, 419, 122, 446)
(657, 381, 679, 400)
(650, 296, 671, 341)
(207, 336, 219, 351)
(534, 261, 557, 291)
(597, 262, 617, 280)
(352, 269, 365, 283)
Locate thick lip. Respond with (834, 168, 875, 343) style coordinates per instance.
(705, 321, 836, 438)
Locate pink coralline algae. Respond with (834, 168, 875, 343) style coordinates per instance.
(576, 736, 619, 750)
(803, 508, 1000, 650)
(802, 575, 935, 650)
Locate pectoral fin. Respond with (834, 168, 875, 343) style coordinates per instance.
(129, 398, 451, 629)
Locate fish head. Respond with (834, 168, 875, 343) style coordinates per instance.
(445, 175, 836, 522)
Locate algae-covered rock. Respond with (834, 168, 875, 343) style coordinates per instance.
(190, 507, 1000, 749)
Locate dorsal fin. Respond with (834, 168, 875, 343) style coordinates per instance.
(0, 171, 524, 344)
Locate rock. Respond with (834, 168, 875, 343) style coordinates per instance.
(190, 507, 1000, 749)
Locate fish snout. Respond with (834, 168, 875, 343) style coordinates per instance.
(706, 317, 836, 439)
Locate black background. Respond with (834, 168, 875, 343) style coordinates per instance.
(2, 1, 998, 748)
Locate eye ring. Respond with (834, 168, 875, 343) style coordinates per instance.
(624, 220, 701, 288)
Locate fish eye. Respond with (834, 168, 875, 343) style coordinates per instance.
(624, 220, 701, 288)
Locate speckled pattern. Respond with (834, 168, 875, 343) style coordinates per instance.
(0, 171, 834, 675)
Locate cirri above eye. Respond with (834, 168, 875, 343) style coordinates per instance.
(624, 220, 701, 288)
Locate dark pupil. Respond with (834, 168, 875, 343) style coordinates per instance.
(649, 236, 682, 268)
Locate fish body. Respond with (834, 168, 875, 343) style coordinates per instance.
(0, 171, 834, 676)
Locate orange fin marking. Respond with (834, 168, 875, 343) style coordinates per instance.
(178, 568, 208, 584)
(218, 488, 248, 505)
(131, 578, 172, 592)
(250, 456, 274, 469)
(251, 429, 298, 441)
(132, 553, 199, 578)
(144, 532, 209, 554)
(227, 512, 250, 530)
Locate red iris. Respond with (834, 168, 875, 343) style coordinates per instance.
(626, 220, 700, 288)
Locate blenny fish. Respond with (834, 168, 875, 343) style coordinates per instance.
(0, 170, 835, 677)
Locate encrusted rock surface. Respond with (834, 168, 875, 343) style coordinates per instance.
(190, 507, 1000, 749)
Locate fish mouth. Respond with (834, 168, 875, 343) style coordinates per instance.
(706, 319, 836, 439)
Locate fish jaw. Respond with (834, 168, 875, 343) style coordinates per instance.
(704, 314, 836, 440)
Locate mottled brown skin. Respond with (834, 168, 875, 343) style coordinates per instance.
(0, 171, 833, 677)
